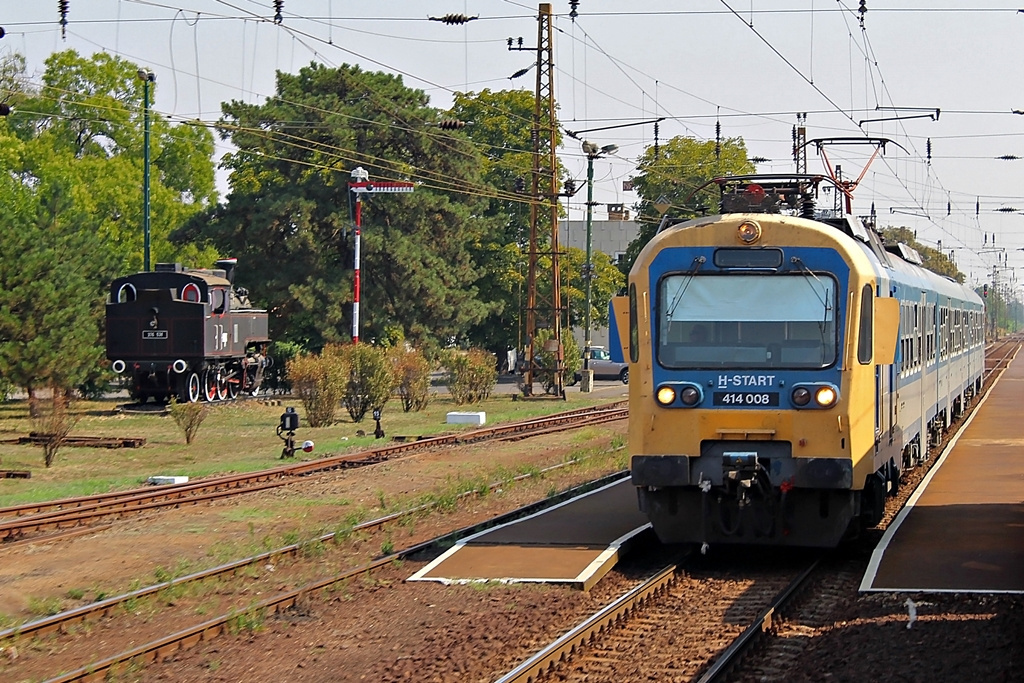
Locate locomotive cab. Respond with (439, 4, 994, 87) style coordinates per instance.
(627, 174, 980, 548)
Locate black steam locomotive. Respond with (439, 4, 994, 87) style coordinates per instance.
(105, 259, 270, 403)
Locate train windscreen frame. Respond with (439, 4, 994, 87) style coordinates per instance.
(657, 273, 838, 369)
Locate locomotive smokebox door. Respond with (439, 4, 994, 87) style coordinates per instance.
(280, 407, 299, 433)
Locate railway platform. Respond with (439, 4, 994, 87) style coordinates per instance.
(860, 350, 1024, 594)
(408, 477, 649, 590)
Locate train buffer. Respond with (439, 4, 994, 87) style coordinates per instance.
(408, 477, 650, 591)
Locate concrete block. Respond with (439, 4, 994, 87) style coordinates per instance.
(447, 411, 486, 425)
(148, 475, 189, 486)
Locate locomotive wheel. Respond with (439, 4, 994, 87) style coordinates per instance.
(203, 369, 219, 402)
(227, 377, 240, 400)
(186, 372, 201, 403)
(216, 375, 229, 401)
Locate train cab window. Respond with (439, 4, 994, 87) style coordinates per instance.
(116, 283, 136, 303)
(211, 288, 227, 314)
(857, 285, 872, 364)
(657, 273, 837, 369)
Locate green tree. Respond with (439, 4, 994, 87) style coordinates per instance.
(448, 89, 564, 355)
(881, 227, 964, 283)
(0, 50, 219, 399)
(621, 136, 755, 276)
(8, 50, 219, 272)
(175, 63, 502, 352)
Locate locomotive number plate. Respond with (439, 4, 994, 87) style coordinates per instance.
(712, 391, 779, 407)
(142, 330, 168, 339)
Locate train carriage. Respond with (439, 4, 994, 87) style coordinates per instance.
(106, 259, 270, 404)
(626, 174, 984, 547)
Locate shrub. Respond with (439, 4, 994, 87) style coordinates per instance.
(527, 329, 580, 394)
(287, 349, 348, 428)
(31, 388, 78, 468)
(441, 348, 497, 404)
(262, 341, 304, 395)
(388, 347, 432, 412)
(168, 398, 209, 444)
(335, 344, 395, 423)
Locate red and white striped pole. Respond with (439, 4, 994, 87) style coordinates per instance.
(352, 193, 362, 344)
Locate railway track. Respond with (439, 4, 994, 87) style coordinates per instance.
(492, 338, 1022, 682)
(0, 402, 626, 546)
(0, 470, 628, 682)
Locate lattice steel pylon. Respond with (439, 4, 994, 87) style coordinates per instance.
(521, 2, 563, 398)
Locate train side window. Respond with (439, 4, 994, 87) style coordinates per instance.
(857, 285, 872, 364)
(116, 283, 136, 303)
(629, 283, 638, 363)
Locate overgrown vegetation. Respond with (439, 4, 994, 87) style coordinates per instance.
(440, 348, 497, 404)
(287, 348, 348, 427)
(30, 389, 78, 468)
(168, 398, 208, 444)
(388, 347, 432, 412)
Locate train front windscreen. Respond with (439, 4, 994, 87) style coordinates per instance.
(657, 273, 837, 370)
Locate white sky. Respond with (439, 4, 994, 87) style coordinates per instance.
(4, 1, 1024, 289)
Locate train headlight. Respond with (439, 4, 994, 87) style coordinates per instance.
(680, 385, 701, 406)
(815, 386, 837, 407)
(656, 383, 703, 408)
(790, 383, 839, 409)
(791, 387, 811, 406)
(737, 220, 762, 244)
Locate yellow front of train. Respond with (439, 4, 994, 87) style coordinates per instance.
(626, 213, 898, 547)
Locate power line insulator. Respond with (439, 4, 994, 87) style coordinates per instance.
(428, 14, 478, 25)
(569, 1, 580, 21)
(438, 119, 467, 130)
(58, 0, 69, 39)
(273, 0, 283, 24)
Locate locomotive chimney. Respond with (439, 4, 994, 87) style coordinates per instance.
(215, 258, 237, 284)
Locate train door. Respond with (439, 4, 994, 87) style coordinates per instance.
(918, 293, 928, 433)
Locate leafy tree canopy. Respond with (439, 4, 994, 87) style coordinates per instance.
(0, 50, 219, 397)
(174, 63, 503, 353)
(620, 136, 754, 276)
(881, 226, 964, 283)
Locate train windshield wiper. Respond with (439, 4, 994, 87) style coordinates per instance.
(665, 256, 706, 320)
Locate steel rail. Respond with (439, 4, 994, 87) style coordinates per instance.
(17, 472, 631, 682)
(694, 560, 820, 683)
(0, 402, 626, 543)
(0, 465, 628, 644)
(494, 563, 680, 683)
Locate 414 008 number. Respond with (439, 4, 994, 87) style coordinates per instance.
(712, 392, 779, 406)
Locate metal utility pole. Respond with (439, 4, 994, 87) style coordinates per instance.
(138, 69, 155, 271)
(581, 141, 617, 389)
(519, 3, 562, 397)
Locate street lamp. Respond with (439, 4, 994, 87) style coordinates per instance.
(137, 69, 156, 271)
(581, 141, 618, 379)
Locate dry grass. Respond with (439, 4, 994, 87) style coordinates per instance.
(0, 391, 623, 506)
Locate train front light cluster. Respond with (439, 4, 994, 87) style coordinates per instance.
(790, 383, 839, 409)
(655, 382, 703, 408)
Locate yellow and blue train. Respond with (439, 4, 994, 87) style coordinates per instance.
(625, 175, 984, 547)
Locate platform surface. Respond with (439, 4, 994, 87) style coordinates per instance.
(861, 352, 1024, 593)
(408, 477, 650, 589)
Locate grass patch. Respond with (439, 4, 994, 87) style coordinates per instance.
(0, 393, 622, 507)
